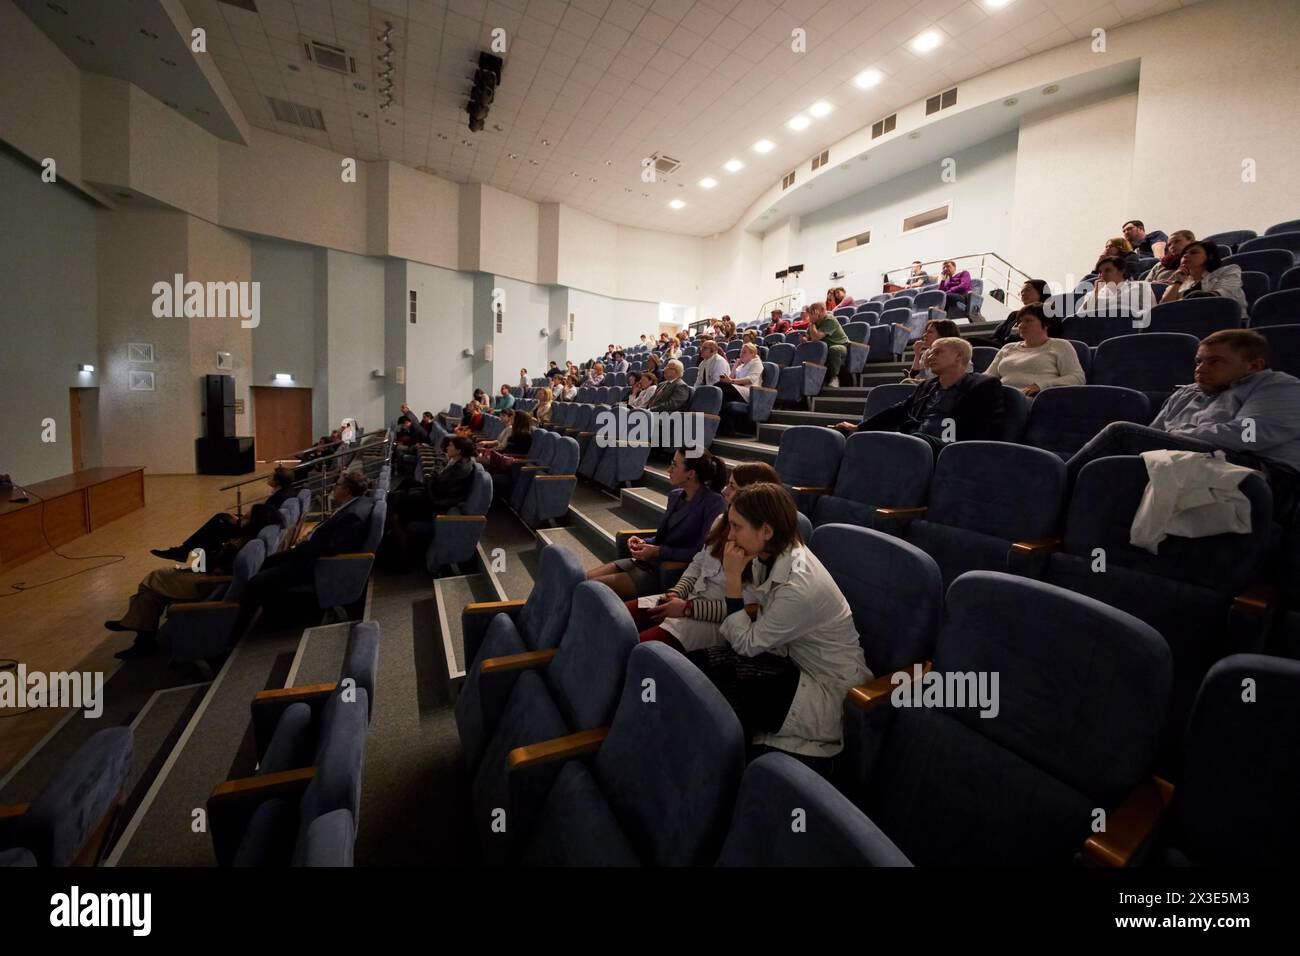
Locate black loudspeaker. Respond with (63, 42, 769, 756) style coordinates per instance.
(195, 437, 254, 475)
(204, 374, 236, 439)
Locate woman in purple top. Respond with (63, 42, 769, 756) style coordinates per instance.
(938, 260, 973, 318)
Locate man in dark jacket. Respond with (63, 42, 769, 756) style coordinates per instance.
(151, 467, 296, 560)
(647, 360, 691, 412)
(832, 337, 1005, 450)
(240, 470, 374, 621)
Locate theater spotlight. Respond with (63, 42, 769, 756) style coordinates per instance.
(465, 51, 504, 133)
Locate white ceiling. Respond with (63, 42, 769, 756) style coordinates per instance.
(26, 0, 1196, 235)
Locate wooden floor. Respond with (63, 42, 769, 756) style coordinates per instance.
(0, 473, 256, 776)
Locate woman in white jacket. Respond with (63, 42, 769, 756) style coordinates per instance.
(985, 303, 1086, 397)
(691, 482, 870, 763)
(716, 342, 765, 405)
(1158, 240, 1248, 318)
(622, 462, 780, 651)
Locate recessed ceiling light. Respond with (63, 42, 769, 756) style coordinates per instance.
(1042, 84, 1060, 95)
(570, 171, 578, 177)
(624, 187, 632, 192)
(984, 0, 1015, 8)
(911, 30, 943, 54)
(357, 111, 369, 118)
(540, 139, 551, 146)
(669, 199, 685, 210)
(604, 160, 614, 166)
(384, 118, 396, 125)
(641, 192, 649, 198)
(724, 159, 744, 173)
(437, 132, 448, 139)
(589, 177, 597, 183)
(354, 82, 367, 90)
(699, 177, 717, 189)
(462, 139, 475, 146)
(809, 100, 834, 118)
(508, 152, 518, 159)
(493, 124, 503, 131)
(787, 115, 810, 131)
(853, 68, 883, 90)
(752, 139, 774, 154)
(529, 159, 539, 165)
(909, 131, 922, 139)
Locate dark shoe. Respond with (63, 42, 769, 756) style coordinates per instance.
(114, 633, 158, 660)
(151, 547, 187, 560)
(104, 619, 132, 632)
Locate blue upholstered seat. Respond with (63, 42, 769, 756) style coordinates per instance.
(810, 432, 932, 530)
(1022, 385, 1151, 459)
(774, 425, 844, 516)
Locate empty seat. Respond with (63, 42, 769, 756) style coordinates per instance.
(766, 342, 795, 368)
(774, 425, 844, 515)
(1226, 250, 1291, 288)
(590, 408, 655, 490)
(1062, 312, 1141, 347)
(1239, 231, 1300, 259)
(1278, 265, 1300, 291)
(763, 333, 785, 346)
(784, 331, 804, 346)
(862, 382, 916, 419)
(846, 571, 1171, 865)
(810, 432, 932, 529)
(682, 366, 699, 386)
(1255, 324, 1300, 376)
(864, 324, 893, 363)
(1023, 385, 1151, 459)
(1065, 339, 1092, 377)
(892, 441, 1067, 587)
(1202, 229, 1256, 251)
(999, 384, 1030, 442)
(1248, 288, 1300, 327)
(425, 464, 490, 574)
(879, 306, 911, 331)
(843, 322, 872, 373)
(776, 340, 829, 404)
(1091, 332, 1199, 409)
(519, 642, 746, 865)
(516, 435, 579, 528)
(1266, 218, 1300, 236)
(883, 296, 912, 312)
(161, 537, 267, 664)
(717, 752, 911, 867)
(833, 305, 856, 319)
(1240, 270, 1271, 311)
(971, 346, 997, 373)
(1146, 297, 1242, 337)
(855, 301, 883, 317)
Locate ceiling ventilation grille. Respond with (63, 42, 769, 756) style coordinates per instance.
(650, 153, 681, 176)
(926, 87, 958, 115)
(871, 113, 897, 139)
(811, 149, 830, 171)
(218, 0, 259, 11)
(267, 96, 327, 131)
(303, 38, 356, 74)
(781, 170, 797, 189)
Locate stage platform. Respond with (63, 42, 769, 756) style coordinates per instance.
(0, 467, 145, 572)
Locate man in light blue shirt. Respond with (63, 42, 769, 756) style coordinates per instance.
(1067, 329, 1300, 519)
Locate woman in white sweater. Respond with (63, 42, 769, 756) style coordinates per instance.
(985, 303, 1086, 397)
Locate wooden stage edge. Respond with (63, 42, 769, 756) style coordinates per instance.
(0, 467, 146, 573)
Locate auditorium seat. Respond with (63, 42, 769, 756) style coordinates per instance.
(518, 642, 745, 866)
(1203, 229, 1256, 252)
(516, 434, 578, 528)
(424, 465, 489, 574)
(865, 324, 894, 363)
(862, 382, 916, 419)
(777, 340, 829, 404)
(469, 582, 638, 864)
(842, 571, 1170, 866)
(0, 727, 132, 867)
(1023, 385, 1151, 459)
(886, 441, 1067, 587)
(721, 361, 779, 437)
(1240, 270, 1271, 311)
(1255, 324, 1300, 376)
(1248, 289, 1300, 327)
(1266, 218, 1300, 236)
(683, 366, 699, 385)
(1226, 249, 1291, 289)
(686, 384, 724, 447)
(1146, 297, 1242, 338)
(716, 752, 910, 867)
(784, 331, 804, 346)
(1066, 339, 1091, 377)
(765, 342, 795, 369)
(843, 322, 871, 373)
(589, 408, 654, 490)
(971, 346, 997, 373)
(1062, 312, 1139, 347)
(160, 537, 266, 665)
(774, 425, 845, 515)
(1277, 264, 1300, 288)
(1239, 231, 1300, 259)
(1090, 332, 1199, 408)
(999, 385, 1030, 442)
(1028, 456, 1274, 776)
(809, 432, 932, 529)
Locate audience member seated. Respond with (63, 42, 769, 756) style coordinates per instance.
(766, 309, 791, 335)
(544, 361, 565, 382)
(1099, 236, 1142, 279)
(742, 329, 760, 348)
(697, 339, 730, 387)
(108, 503, 285, 659)
(826, 286, 855, 312)
(152, 467, 294, 562)
(1142, 229, 1195, 283)
(610, 352, 629, 375)
(985, 303, 1086, 397)
(1158, 240, 1249, 318)
(905, 260, 932, 288)
(624, 461, 781, 650)
(647, 360, 691, 412)
(717, 317, 737, 340)
(1067, 329, 1300, 520)
(392, 414, 430, 477)
(584, 362, 607, 385)
(556, 376, 578, 402)
(790, 307, 811, 331)
(532, 387, 553, 425)
(479, 410, 534, 475)
(387, 438, 476, 560)
(806, 302, 850, 387)
(937, 260, 974, 317)
(643, 352, 663, 379)
(902, 319, 963, 382)
(587, 449, 727, 598)
(295, 435, 332, 480)
(716, 342, 765, 406)
(240, 471, 374, 623)
(662, 340, 683, 361)
(657, 332, 672, 350)
(1123, 218, 1169, 258)
(1076, 256, 1157, 316)
(492, 385, 515, 413)
(629, 371, 658, 409)
(974, 279, 1049, 347)
(687, 482, 869, 769)
(832, 337, 1006, 453)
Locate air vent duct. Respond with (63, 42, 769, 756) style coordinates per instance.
(303, 39, 356, 74)
(267, 96, 327, 130)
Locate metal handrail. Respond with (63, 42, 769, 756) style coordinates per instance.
(878, 252, 1034, 311)
(224, 430, 392, 518)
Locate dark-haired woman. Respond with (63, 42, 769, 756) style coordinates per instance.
(901, 319, 963, 383)
(985, 303, 1085, 397)
(1158, 240, 1248, 318)
(387, 436, 478, 560)
(108, 503, 285, 659)
(689, 482, 869, 764)
(479, 410, 534, 475)
(587, 448, 726, 599)
(624, 462, 780, 650)
(972, 279, 1050, 348)
(151, 467, 296, 561)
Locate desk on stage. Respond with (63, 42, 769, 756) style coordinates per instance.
(0, 467, 145, 572)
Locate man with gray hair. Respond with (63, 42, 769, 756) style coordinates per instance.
(696, 339, 731, 388)
(647, 358, 691, 412)
(831, 337, 1005, 452)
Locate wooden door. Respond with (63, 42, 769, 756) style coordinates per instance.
(251, 386, 313, 462)
(69, 388, 84, 472)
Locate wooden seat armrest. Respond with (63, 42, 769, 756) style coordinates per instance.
(434, 515, 487, 522)
(618, 528, 660, 538)
(317, 552, 376, 561)
(208, 766, 317, 806)
(789, 486, 831, 494)
(191, 574, 234, 584)
(1082, 777, 1174, 867)
(463, 599, 525, 617)
(751, 385, 777, 393)
(480, 649, 558, 674)
(534, 474, 577, 481)
(1233, 582, 1279, 618)
(804, 362, 827, 368)
(1011, 537, 1063, 555)
(660, 561, 688, 571)
(167, 601, 237, 612)
(0, 803, 30, 821)
(252, 683, 337, 706)
(507, 727, 609, 772)
(875, 506, 928, 518)
(847, 662, 932, 711)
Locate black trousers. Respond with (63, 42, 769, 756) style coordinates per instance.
(687, 646, 800, 741)
(717, 382, 747, 405)
(180, 513, 240, 554)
